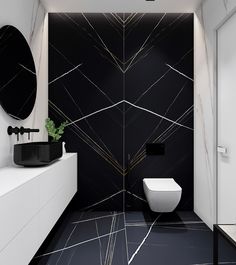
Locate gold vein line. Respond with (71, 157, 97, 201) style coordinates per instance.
(131, 106, 193, 164)
(129, 107, 193, 169)
(49, 101, 124, 173)
(125, 13, 166, 72)
(130, 81, 189, 163)
(63, 84, 117, 161)
(82, 13, 124, 72)
(52, 109, 124, 175)
(51, 102, 122, 170)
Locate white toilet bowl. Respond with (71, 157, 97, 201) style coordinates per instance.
(143, 178, 182, 213)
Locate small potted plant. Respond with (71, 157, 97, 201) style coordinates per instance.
(45, 118, 68, 142)
(45, 118, 68, 154)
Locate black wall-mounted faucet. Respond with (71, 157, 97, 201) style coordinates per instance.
(8, 126, 40, 141)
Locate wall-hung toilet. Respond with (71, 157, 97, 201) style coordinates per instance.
(143, 178, 182, 212)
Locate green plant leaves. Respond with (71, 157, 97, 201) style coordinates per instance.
(45, 118, 68, 142)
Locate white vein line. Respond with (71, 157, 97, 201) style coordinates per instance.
(80, 190, 125, 211)
(0, 70, 22, 92)
(105, 211, 120, 265)
(95, 36, 150, 67)
(108, 224, 118, 265)
(128, 215, 161, 264)
(63, 14, 123, 72)
(157, 107, 193, 143)
(49, 64, 82, 85)
(126, 13, 166, 72)
(66, 101, 123, 126)
(124, 13, 137, 25)
(103, 14, 123, 39)
(131, 105, 192, 159)
(124, 101, 193, 131)
(95, 221, 103, 265)
(123, 213, 130, 265)
(77, 67, 121, 109)
(162, 113, 193, 142)
(152, 13, 184, 41)
(123, 13, 132, 23)
(34, 228, 125, 259)
(166, 63, 193, 82)
(49, 101, 124, 174)
(72, 212, 124, 224)
(129, 107, 193, 169)
(82, 13, 124, 72)
(66, 100, 193, 131)
(55, 225, 78, 265)
(126, 14, 145, 37)
(129, 49, 193, 107)
(19, 63, 36, 75)
(8, 113, 21, 120)
(156, 106, 193, 141)
(115, 12, 135, 26)
(104, 214, 116, 265)
(157, 85, 193, 141)
(49, 42, 120, 110)
(128, 43, 153, 63)
(63, 85, 117, 161)
(115, 13, 130, 24)
(130, 68, 171, 108)
(94, 45, 124, 68)
(110, 213, 120, 264)
(124, 45, 155, 72)
(128, 241, 168, 248)
(126, 191, 147, 203)
(130, 81, 188, 163)
(111, 13, 123, 26)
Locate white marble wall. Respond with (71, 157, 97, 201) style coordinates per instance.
(194, 0, 236, 229)
(0, 0, 48, 167)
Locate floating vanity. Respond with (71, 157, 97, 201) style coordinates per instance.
(0, 153, 77, 265)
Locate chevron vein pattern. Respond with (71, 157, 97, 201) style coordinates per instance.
(49, 13, 194, 211)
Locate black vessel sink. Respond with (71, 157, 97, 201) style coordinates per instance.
(14, 142, 62, 167)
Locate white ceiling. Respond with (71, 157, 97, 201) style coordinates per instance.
(41, 0, 203, 13)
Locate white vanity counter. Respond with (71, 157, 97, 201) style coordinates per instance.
(0, 153, 76, 198)
(0, 153, 77, 265)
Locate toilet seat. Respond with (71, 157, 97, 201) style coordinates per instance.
(143, 178, 181, 192)
(143, 178, 182, 213)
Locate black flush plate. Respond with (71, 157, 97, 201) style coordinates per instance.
(146, 143, 165, 155)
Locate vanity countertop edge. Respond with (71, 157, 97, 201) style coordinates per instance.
(0, 153, 77, 198)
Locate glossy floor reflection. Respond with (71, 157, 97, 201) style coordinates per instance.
(29, 209, 236, 265)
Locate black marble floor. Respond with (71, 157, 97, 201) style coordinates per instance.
(29, 209, 236, 265)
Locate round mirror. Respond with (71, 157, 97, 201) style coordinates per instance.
(0, 25, 37, 120)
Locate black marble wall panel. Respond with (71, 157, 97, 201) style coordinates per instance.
(49, 13, 193, 211)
